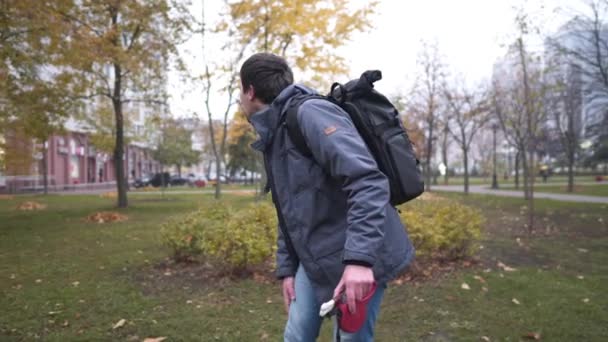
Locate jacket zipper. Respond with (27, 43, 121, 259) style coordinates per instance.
(263, 152, 299, 266)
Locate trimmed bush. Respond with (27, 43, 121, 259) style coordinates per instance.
(399, 196, 484, 260)
(203, 203, 277, 270)
(160, 201, 277, 272)
(160, 201, 230, 261)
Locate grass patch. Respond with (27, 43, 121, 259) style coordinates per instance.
(1, 192, 607, 340)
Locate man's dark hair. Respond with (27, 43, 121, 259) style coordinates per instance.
(240, 53, 294, 104)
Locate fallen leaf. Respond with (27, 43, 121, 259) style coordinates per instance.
(577, 275, 584, 280)
(112, 319, 126, 330)
(582, 298, 590, 303)
(35, 279, 42, 283)
(497, 261, 517, 272)
(186, 300, 193, 304)
(473, 275, 486, 283)
(62, 321, 69, 327)
(481, 336, 491, 341)
(143, 337, 167, 342)
(523, 332, 541, 340)
(72, 281, 80, 287)
(266, 299, 273, 304)
(512, 298, 521, 305)
(461, 283, 471, 290)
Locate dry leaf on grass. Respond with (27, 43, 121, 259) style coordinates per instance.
(512, 298, 521, 305)
(112, 319, 126, 330)
(86, 211, 128, 224)
(461, 283, 471, 290)
(100, 192, 118, 199)
(523, 332, 541, 340)
(143, 337, 167, 342)
(473, 275, 486, 283)
(16, 201, 47, 211)
(497, 261, 517, 272)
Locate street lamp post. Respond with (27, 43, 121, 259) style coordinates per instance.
(492, 123, 499, 189)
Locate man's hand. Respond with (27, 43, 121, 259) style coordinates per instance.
(282, 276, 296, 313)
(333, 265, 374, 314)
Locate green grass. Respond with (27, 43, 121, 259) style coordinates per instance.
(1, 192, 607, 341)
(130, 184, 258, 193)
(488, 183, 608, 197)
(440, 175, 606, 187)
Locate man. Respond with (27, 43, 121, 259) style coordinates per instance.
(240, 53, 414, 341)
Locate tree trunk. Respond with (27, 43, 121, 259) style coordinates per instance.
(463, 148, 469, 194)
(111, 10, 127, 208)
(527, 149, 535, 233)
(442, 129, 449, 185)
(42, 141, 48, 195)
(214, 157, 221, 199)
(514, 150, 520, 189)
(177, 164, 182, 178)
(521, 148, 529, 200)
(113, 95, 128, 208)
(567, 155, 575, 193)
(425, 125, 434, 191)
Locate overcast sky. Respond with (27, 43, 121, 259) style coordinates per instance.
(167, 0, 588, 120)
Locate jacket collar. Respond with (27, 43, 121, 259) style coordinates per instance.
(249, 84, 317, 152)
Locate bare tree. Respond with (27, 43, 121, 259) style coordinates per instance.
(408, 41, 445, 191)
(439, 117, 451, 185)
(548, 0, 608, 114)
(494, 11, 548, 232)
(545, 56, 583, 192)
(443, 80, 489, 193)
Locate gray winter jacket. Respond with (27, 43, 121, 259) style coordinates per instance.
(250, 84, 414, 304)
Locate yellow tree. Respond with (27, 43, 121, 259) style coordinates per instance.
(222, 0, 377, 88)
(1, 0, 76, 194)
(204, 0, 377, 198)
(226, 110, 258, 181)
(44, 0, 193, 208)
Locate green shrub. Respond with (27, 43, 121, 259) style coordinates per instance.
(160, 201, 277, 272)
(203, 202, 277, 271)
(159, 201, 230, 261)
(399, 196, 484, 260)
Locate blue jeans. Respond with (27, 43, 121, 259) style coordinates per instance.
(284, 265, 385, 342)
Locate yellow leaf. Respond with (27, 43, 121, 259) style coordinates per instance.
(143, 338, 167, 342)
(112, 319, 126, 330)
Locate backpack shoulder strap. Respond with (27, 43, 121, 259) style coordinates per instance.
(284, 94, 326, 158)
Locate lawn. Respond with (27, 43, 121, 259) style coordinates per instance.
(489, 183, 608, 197)
(1, 192, 607, 341)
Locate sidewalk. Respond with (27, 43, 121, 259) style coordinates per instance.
(432, 184, 608, 204)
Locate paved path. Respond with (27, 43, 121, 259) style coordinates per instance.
(52, 189, 258, 196)
(432, 185, 608, 204)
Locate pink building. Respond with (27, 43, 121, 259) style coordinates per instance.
(1, 130, 161, 193)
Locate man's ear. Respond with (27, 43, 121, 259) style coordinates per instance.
(245, 85, 256, 101)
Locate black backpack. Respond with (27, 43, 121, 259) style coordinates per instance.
(284, 70, 424, 205)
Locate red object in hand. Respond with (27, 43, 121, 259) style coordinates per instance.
(336, 282, 377, 333)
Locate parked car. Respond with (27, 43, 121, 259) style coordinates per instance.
(186, 173, 207, 188)
(149, 172, 171, 187)
(133, 176, 151, 188)
(169, 174, 189, 186)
